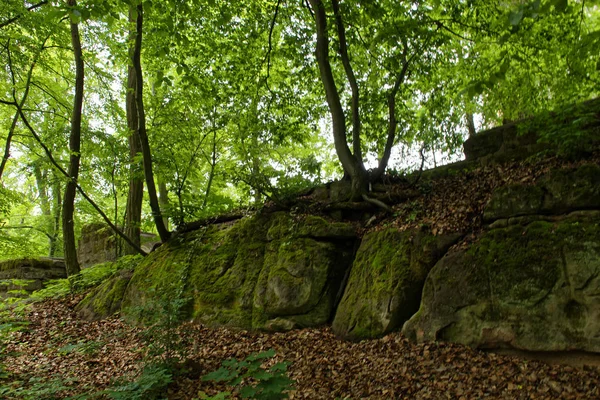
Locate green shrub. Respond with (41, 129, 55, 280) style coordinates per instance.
(103, 363, 172, 400)
(201, 349, 295, 400)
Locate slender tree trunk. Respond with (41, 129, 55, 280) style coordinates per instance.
(1, 37, 45, 180)
(309, 0, 366, 200)
(50, 174, 62, 257)
(62, 0, 84, 276)
(202, 130, 218, 209)
(131, 3, 170, 242)
(158, 180, 169, 231)
(123, 4, 144, 255)
(466, 112, 477, 137)
(33, 163, 54, 256)
(331, 0, 363, 168)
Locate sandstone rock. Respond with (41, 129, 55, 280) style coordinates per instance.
(119, 212, 356, 330)
(403, 216, 600, 352)
(484, 164, 600, 222)
(77, 224, 117, 268)
(332, 228, 460, 341)
(0, 258, 66, 298)
(75, 269, 133, 320)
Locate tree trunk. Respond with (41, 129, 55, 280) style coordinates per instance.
(331, 0, 363, 168)
(33, 163, 54, 256)
(309, 0, 366, 200)
(123, 4, 144, 255)
(50, 174, 62, 257)
(202, 129, 218, 209)
(131, 3, 170, 242)
(62, 0, 84, 276)
(1, 38, 44, 180)
(158, 180, 169, 231)
(466, 112, 477, 137)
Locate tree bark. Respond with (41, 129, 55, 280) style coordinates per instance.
(50, 173, 62, 257)
(62, 0, 83, 276)
(33, 162, 54, 256)
(308, 0, 366, 200)
(466, 112, 477, 137)
(202, 129, 218, 209)
(1, 37, 46, 180)
(371, 54, 411, 182)
(131, 3, 170, 242)
(123, 4, 144, 255)
(331, 0, 363, 168)
(158, 180, 169, 230)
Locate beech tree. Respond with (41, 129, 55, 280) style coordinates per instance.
(0, 0, 597, 262)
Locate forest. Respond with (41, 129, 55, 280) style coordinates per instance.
(0, 0, 597, 270)
(1, 0, 600, 398)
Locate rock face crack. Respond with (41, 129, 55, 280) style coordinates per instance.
(560, 246, 574, 298)
(577, 271, 600, 292)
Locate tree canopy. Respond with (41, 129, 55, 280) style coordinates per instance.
(1, 0, 598, 268)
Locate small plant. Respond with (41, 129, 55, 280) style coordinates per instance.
(58, 340, 103, 356)
(201, 348, 295, 400)
(0, 375, 74, 399)
(103, 363, 172, 400)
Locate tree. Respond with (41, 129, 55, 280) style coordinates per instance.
(62, 0, 85, 276)
(129, 0, 170, 242)
(123, 2, 144, 255)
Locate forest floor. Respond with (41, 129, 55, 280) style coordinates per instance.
(1, 296, 600, 399)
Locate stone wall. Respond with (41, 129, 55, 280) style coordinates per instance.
(0, 258, 66, 298)
(77, 223, 158, 268)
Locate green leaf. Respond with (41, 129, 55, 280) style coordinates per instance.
(239, 385, 258, 398)
(509, 10, 524, 26)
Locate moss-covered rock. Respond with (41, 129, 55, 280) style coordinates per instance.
(120, 212, 356, 331)
(75, 269, 133, 320)
(484, 164, 600, 222)
(0, 258, 66, 298)
(332, 228, 460, 341)
(403, 216, 600, 352)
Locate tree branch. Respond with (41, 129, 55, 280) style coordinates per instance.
(15, 107, 147, 256)
(0, 1, 49, 30)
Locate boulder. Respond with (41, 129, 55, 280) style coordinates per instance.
(118, 212, 356, 330)
(403, 215, 600, 352)
(332, 228, 460, 341)
(75, 269, 133, 320)
(77, 223, 159, 268)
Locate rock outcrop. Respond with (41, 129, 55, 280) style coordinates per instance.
(0, 258, 66, 298)
(403, 213, 600, 352)
(102, 213, 358, 330)
(77, 223, 158, 268)
(403, 162, 600, 351)
(332, 228, 460, 340)
(75, 99, 600, 355)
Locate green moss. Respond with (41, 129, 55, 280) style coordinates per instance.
(333, 228, 454, 340)
(122, 212, 354, 331)
(76, 270, 132, 320)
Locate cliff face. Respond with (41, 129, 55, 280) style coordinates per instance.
(77, 100, 600, 352)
